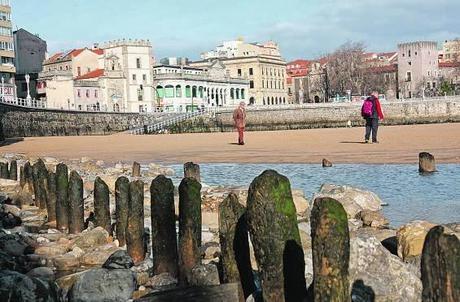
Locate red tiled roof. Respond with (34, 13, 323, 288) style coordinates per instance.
(74, 69, 104, 80)
(92, 49, 104, 55)
(439, 61, 460, 68)
(46, 52, 64, 64)
(365, 64, 398, 74)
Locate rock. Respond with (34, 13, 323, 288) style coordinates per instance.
(11, 188, 34, 208)
(102, 250, 134, 269)
(348, 218, 364, 232)
(73, 227, 109, 250)
(0, 178, 20, 194)
(35, 243, 70, 257)
(26, 267, 55, 282)
(55, 270, 87, 297)
(322, 158, 333, 167)
(419, 152, 436, 173)
(68, 268, 136, 302)
(54, 253, 80, 271)
(201, 242, 221, 260)
(189, 264, 220, 286)
(80, 243, 120, 267)
(357, 210, 389, 229)
(292, 189, 310, 217)
(313, 184, 383, 218)
(0, 233, 29, 257)
(349, 234, 422, 302)
(146, 272, 178, 289)
(0, 270, 58, 302)
(397, 220, 437, 261)
(2, 203, 21, 217)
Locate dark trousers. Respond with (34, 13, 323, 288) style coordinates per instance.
(365, 118, 379, 142)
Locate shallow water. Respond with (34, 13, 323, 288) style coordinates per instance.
(169, 163, 460, 227)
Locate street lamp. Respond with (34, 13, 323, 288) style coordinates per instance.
(1, 76, 4, 102)
(25, 74, 32, 102)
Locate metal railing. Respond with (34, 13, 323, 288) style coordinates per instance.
(0, 97, 47, 109)
(129, 108, 214, 135)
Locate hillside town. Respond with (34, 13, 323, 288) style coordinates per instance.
(0, 1, 459, 113)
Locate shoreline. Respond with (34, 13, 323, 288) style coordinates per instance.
(1, 123, 460, 164)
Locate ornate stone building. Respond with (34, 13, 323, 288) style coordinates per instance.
(153, 60, 248, 112)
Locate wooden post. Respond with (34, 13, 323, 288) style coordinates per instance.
(115, 176, 130, 247)
(322, 158, 333, 168)
(23, 161, 34, 194)
(32, 159, 48, 210)
(8, 160, 17, 180)
(68, 171, 84, 234)
(421, 225, 460, 302)
(246, 170, 307, 302)
(419, 152, 436, 173)
(311, 197, 350, 302)
(132, 161, 141, 177)
(127, 180, 145, 264)
(45, 171, 57, 222)
(94, 176, 112, 234)
(150, 175, 178, 277)
(184, 162, 201, 182)
(56, 163, 69, 232)
(219, 193, 255, 301)
(178, 177, 202, 285)
(0, 161, 8, 179)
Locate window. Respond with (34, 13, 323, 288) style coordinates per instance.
(250, 80, 254, 89)
(140, 84, 143, 90)
(408, 50, 411, 57)
(95, 90, 98, 98)
(406, 71, 412, 82)
(136, 58, 141, 68)
(237, 69, 242, 76)
(143, 74, 147, 81)
(262, 80, 264, 88)
(165, 85, 174, 98)
(249, 68, 253, 76)
(77, 67, 81, 77)
(408, 61, 411, 66)
(241, 89, 245, 99)
(77, 90, 81, 97)
(132, 74, 136, 81)
(87, 68, 90, 73)
(185, 85, 191, 98)
(176, 85, 182, 97)
(86, 90, 90, 98)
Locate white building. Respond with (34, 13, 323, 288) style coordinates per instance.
(153, 60, 249, 112)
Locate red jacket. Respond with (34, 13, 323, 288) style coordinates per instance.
(375, 97, 384, 120)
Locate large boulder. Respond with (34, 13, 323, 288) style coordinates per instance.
(397, 220, 437, 261)
(80, 243, 121, 267)
(67, 268, 136, 302)
(292, 189, 310, 217)
(0, 179, 20, 195)
(72, 227, 109, 250)
(356, 210, 389, 229)
(102, 250, 134, 269)
(0, 270, 58, 302)
(313, 184, 383, 218)
(26, 267, 55, 282)
(189, 264, 220, 286)
(349, 234, 422, 302)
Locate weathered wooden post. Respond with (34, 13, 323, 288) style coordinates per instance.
(23, 161, 34, 194)
(19, 165, 25, 188)
(94, 176, 112, 234)
(184, 162, 201, 182)
(150, 175, 178, 277)
(32, 159, 48, 209)
(8, 160, 17, 180)
(178, 177, 202, 285)
(68, 171, 84, 234)
(0, 161, 8, 179)
(311, 197, 350, 302)
(56, 163, 69, 232)
(115, 176, 130, 247)
(322, 158, 333, 168)
(421, 225, 460, 302)
(45, 171, 57, 222)
(246, 170, 307, 302)
(219, 193, 255, 301)
(132, 161, 141, 177)
(127, 180, 145, 264)
(419, 152, 436, 173)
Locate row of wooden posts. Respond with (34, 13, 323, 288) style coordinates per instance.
(1, 159, 458, 301)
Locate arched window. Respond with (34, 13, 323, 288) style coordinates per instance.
(156, 86, 164, 98)
(192, 86, 197, 98)
(165, 85, 175, 98)
(199, 86, 204, 98)
(271, 97, 274, 105)
(241, 89, 245, 99)
(230, 88, 235, 99)
(175, 85, 182, 97)
(263, 97, 265, 105)
(283, 97, 286, 104)
(275, 97, 279, 104)
(185, 85, 191, 98)
(236, 88, 240, 100)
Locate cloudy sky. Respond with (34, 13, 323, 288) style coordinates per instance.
(13, 0, 460, 61)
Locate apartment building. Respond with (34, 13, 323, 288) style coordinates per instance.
(0, 0, 14, 84)
(191, 39, 288, 106)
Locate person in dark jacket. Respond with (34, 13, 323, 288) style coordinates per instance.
(364, 92, 384, 143)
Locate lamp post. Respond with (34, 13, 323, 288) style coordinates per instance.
(1, 76, 4, 102)
(25, 74, 32, 102)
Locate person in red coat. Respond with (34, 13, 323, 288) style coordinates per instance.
(364, 91, 384, 143)
(233, 102, 247, 145)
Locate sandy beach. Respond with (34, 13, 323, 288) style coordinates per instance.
(1, 123, 460, 164)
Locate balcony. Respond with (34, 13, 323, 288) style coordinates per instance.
(39, 70, 73, 79)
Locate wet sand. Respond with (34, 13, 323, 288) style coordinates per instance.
(1, 123, 460, 164)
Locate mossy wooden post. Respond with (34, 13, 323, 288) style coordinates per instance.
(8, 160, 17, 180)
(184, 162, 201, 182)
(421, 225, 460, 302)
(32, 159, 48, 210)
(94, 176, 112, 234)
(45, 171, 57, 222)
(246, 170, 307, 302)
(132, 161, 141, 177)
(56, 163, 69, 232)
(0, 161, 8, 179)
(311, 197, 350, 302)
(150, 175, 178, 278)
(178, 177, 202, 285)
(419, 152, 436, 173)
(115, 176, 130, 247)
(68, 170, 84, 234)
(127, 180, 145, 264)
(219, 193, 255, 301)
(19, 165, 25, 188)
(23, 161, 34, 194)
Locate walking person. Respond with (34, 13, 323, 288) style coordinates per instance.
(361, 91, 384, 143)
(233, 101, 247, 145)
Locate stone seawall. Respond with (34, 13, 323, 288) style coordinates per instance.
(0, 103, 170, 138)
(168, 98, 460, 133)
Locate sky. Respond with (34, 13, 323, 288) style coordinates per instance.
(12, 0, 460, 61)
